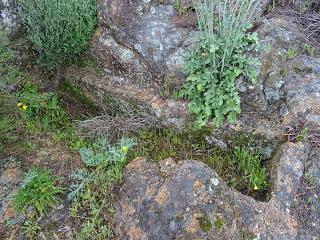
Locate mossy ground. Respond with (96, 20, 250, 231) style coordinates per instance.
(128, 127, 271, 199)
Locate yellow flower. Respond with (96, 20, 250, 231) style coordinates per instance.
(254, 185, 259, 191)
(22, 105, 28, 111)
(122, 146, 128, 153)
(17, 102, 23, 108)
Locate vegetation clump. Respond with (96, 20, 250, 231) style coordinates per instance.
(68, 138, 135, 239)
(19, 0, 97, 85)
(129, 128, 270, 196)
(180, 0, 261, 128)
(13, 168, 63, 216)
(0, 31, 25, 90)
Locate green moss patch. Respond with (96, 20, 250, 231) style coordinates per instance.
(198, 215, 212, 233)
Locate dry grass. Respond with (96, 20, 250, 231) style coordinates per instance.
(276, 1, 320, 51)
(75, 113, 156, 142)
(74, 96, 159, 142)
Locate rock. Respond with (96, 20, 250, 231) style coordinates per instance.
(73, 11, 320, 137)
(204, 135, 228, 151)
(291, 147, 320, 238)
(91, 0, 271, 92)
(235, 16, 320, 139)
(113, 141, 315, 239)
(94, 1, 194, 90)
(0, 0, 20, 35)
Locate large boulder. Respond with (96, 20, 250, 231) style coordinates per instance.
(68, 15, 320, 133)
(232, 16, 320, 138)
(112, 141, 317, 239)
(94, 0, 196, 90)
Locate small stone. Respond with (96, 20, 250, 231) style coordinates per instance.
(210, 177, 219, 186)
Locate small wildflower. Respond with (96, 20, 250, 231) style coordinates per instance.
(254, 185, 259, 191)
(17, 102, 23, 108)
(122, 146, 128, 153)
(22, 105, 28, 111)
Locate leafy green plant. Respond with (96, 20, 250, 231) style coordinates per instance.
(180, 0, 261, 128)
(13, 168, 63, 216)
(22, 219, 41, 238)
(18, 0, 97, 85)
(69, 138, 135, 239)
(283, 45, 298, 61)
(234, 146, 268, 191)
(14, 82, 86, 149)
(296, 128, 308, 142)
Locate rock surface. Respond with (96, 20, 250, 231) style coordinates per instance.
(0, 0, 20, 34)
(113, 141, 316, 239)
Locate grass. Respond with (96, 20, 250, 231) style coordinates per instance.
(128, 127, 270, 196)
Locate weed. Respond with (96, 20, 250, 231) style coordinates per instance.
(234, 146, 268, 191)
(68, 138, 135, 239)
(297, 128, 308, 142)
(303, 43, 315, 56)
(180, 0, 261, 128)
(13, 82, 86, 149)
(283, 46, 298, 61)
(13, 167, 63, 216)
(22, 219, 41, 238)
(16, 83, 67, 130)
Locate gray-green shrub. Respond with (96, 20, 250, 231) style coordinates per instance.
(180, 0, 261, 128)
(19, 0, 97, 73)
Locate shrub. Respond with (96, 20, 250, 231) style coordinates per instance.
(13, 168, 63, 216)
(180, 0, 261, 128)
(18, 0, 97, 76)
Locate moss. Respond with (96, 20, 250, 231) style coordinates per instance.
(57, 80, 100, 120)
(240, 230, 256, 240)
(294, 66, 313, 75)
(76, 54, 103, 76)
(279, 68, 288, 78)
(198, 216, 212, 233)
(214, 217, 224, 230)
